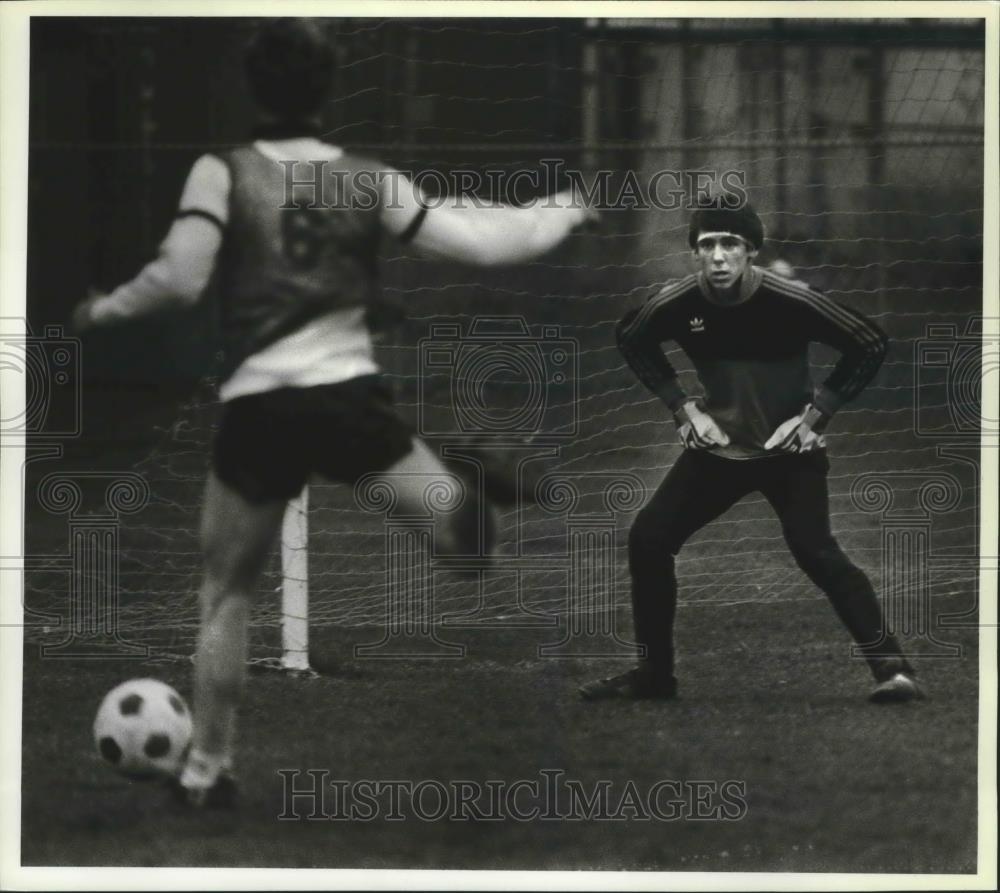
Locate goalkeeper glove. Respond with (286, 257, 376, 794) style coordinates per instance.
(673, 401, 730, 450)
(763, 404, 829, 453)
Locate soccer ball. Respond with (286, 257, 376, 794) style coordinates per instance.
(93, 678, 192, 780)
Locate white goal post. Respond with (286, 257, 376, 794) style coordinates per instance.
(280, 487, 310, 672)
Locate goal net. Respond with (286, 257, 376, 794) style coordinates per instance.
(23, 17, 987, 667)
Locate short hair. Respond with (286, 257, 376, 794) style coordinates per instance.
(245, 18, 335, 121)
(688, 199, 765, 251)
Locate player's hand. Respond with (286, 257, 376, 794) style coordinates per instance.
(71, 289, 107, 335)
(674, 402, 730, 450)
(764, 405, 828, 453)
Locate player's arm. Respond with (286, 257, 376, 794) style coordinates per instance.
(616, 304, 688, 411)
(73, 155, 229, 332)
(808, 294, 889, 417)
(616, 295, 729, 449)
(765, 288, 888, 452)
(379, 170, 594, 266)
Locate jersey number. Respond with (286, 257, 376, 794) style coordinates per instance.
(281, 207, 327, 269)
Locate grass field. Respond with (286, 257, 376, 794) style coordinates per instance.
(16, 334, 985, 874)
(13, 14, 988, 878)
(20, 591, 979, 872)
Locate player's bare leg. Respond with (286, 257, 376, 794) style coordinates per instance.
(380, 437, 493, 556)
(179, 471, 286, 805)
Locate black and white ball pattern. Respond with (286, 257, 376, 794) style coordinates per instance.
(93, 678, 193, 780)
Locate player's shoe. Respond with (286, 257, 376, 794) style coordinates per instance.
(869, 672, 924, 703)
(579, 667, 678, 701)
(168, 774, 239, 809)
(168, 748, 239, 809)
(167, 771, 239, 809)
(446, 437, 546, 507)
(480, 445, 543, 507)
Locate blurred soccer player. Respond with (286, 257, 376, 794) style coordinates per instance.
(580, 199, 920, 705)
(768, 257, 805, 286)
(74, 18, 593, 808)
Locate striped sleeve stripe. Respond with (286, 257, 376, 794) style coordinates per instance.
(615, 276, 697, 399)
(764, 272, 884, 349)
(618, 274, 698, 340)
(616, 327, 666, 391)
(762, 272, 878, 339)
(764, 272, 886, 398)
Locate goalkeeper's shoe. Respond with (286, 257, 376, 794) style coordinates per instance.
(579, 667, 677, 701)
(869, 672, 924, 704)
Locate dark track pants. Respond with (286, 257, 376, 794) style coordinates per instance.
(628, 449, 909, 684)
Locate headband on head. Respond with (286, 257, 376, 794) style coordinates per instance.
(688, 200, 764, 251)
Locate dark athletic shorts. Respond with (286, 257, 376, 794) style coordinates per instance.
(212, 375, 414, 504)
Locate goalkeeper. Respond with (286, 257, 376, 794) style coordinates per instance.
(580, 199, 920, 704)
(73, 18, 593, 808)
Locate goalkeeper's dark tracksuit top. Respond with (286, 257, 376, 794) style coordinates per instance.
(616, 266, 889, 460)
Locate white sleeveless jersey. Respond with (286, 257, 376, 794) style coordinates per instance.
(181, 138, 380, 403)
